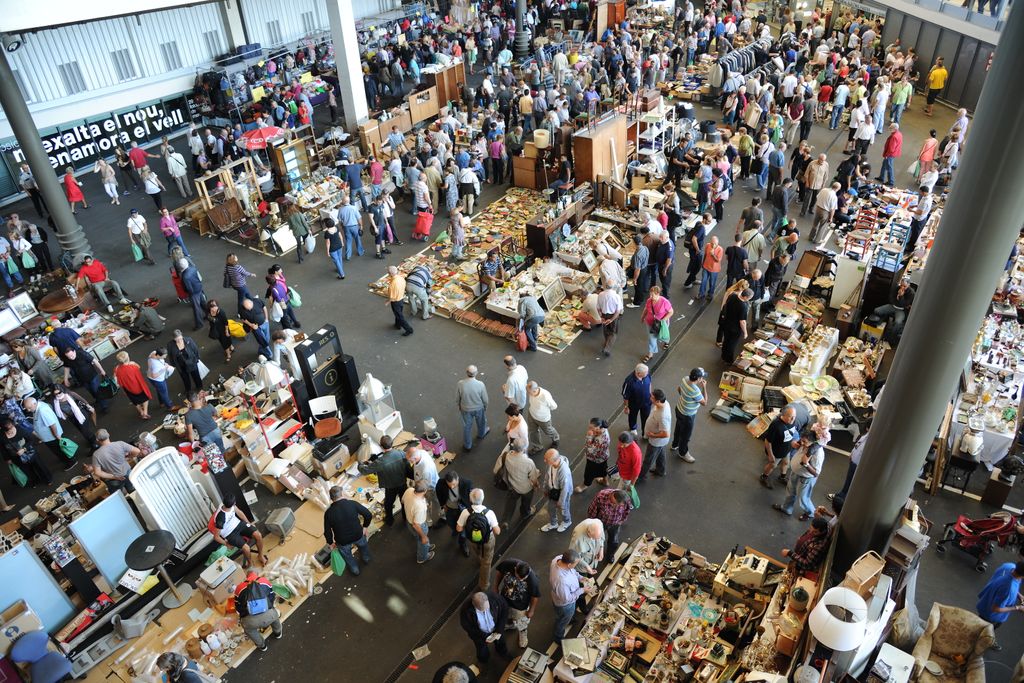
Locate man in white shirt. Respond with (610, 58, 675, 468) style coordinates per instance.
(165, 145, 192, 197)
(810, 182, 840, 244)
(781, 73, 799, 105)
(502, 356, 529, 409)
(406, 447, 441, 524)
(456, 489, 501, 590)
(597, 287, 624, 357)
(599, 256, 627, 293)
(402, 482, 434, 564)
(526, 381, 559, 453)
(639, 389, 672, 481)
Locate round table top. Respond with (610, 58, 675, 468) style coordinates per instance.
(124, 530, 176, 571)
(38, 289, 86, 314)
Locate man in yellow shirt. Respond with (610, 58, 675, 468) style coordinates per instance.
(386, 266, 414, 336)
(925, 57, 948, 117)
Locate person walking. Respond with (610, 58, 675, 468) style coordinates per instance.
(628, 233, 650, 308)
(113, 351, 152, 420)
(323, 486, 373, 576)
(721, 288, 752, 364)
(549, 550, 593, 643)
(494, 559, 541, 649)
(146, 348, 174, 410)
(179, 259, 207, 331)
(233, 573, 283, 652)
(166, 145, 192, 198)
(140, 168, 167, 211)
(322, 218, 346, 280)
(357, 436, 409, 527)
(976, 562, 1024, 648)
(698, 236, 724, 301)
(923, 56, 948, 117)
(802, 153, 830, 217)
(223, 254, 256, 311)
(437, 471, 473, 556)
(61, 346, 110, 414)
(402, 482, 435, 564)
(621, 364, 652, 435)
(457, 365, 490, 452)
(205, 300, 235, 363)
(772, 429, 825, 521)
(62, 167, 88, 214)
(22, 396, 75, 472)
(239, 298, 272, 360)
(287, 206, 311, 264)
(724, 235, 749, 288)
(167, 329, 203, 395)
(126, 209, 156, 265)
(265, 265, 300, 330)
(159, 208, 190, 256)
(672, 367, 707, 462)
(386, 266, 414, 337)
(614, 432, 643, 490)
(494, 440, 538, 525)
(575, 418, 610, 494)
(93, 159, 120, 206)
(526, 382, 559, 453)
(588, 488, 633, 561)
(640, 286, 673, 363)
(456, 488, 501, 590)
(639, 390, 671, 481)
(879, 123, 902, 186)
(540, 449, 573, 533)
(501, 356, 528, 411)
(51, 385, 98, 450)
(459, 591, 509, 662)
(18, 163, 48, 218)
(810, 183, 840, 245)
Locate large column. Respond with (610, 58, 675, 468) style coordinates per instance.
(514, 0, 530, 59)
(835, 0, 1024, 570)
(0, 50, 91, 257)
(218, 0, 249, 50)
(326, 0, 370, 130)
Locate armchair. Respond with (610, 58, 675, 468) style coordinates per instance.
(912, 603, 995, 683)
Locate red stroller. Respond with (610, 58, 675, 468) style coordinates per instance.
(935, 512, 1021, 572)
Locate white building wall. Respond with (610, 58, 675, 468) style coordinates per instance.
(240, 0, 326, 47)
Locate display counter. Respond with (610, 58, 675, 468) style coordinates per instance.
(553, 535, 801, 682)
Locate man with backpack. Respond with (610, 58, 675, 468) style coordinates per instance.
(234, 572, 283, 651)
(456, 488, 501, 590)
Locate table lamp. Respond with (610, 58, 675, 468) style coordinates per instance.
(808, 586, 868, 652)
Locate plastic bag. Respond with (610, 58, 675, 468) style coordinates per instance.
(59, 437, 79, 459)
(9, 462, 27, 487)
(270, 300, 284, 323)
(20, 251, 36, 270)
(516, 330, 528, 352)
(628, 485, 640, 510)
(131, 243, 144, 262)
(227, 319, 246, 338)
(657, 319, 671, 343)
(330, 549, 346, 576)
(908, 160, 921, 179)
(288, 286, 302, 308)
(304, 234, 316, 254)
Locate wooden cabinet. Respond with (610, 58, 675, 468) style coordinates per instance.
(408, 86, 440, 125)
(573, 114, 628, 184)
(423, 61, 466, 107)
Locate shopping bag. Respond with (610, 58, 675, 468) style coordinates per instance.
(690, 178, 700, 193)
(197, 360, 210, 380)
(414, 210, 434, 237)
(5, 257, 18, 275)
(270, 301, 284, 323)
(657, 319, 671, 344)
(628, 485, 640, 510)
(330, 549, 346, 576)
(20, 251, 36, 270)
(908, 160, 920, 178)
(304, 234, 316, 254)
(9, 462, 27, 487)
(227, 320, 246, 338)
(96, 378, 120, 399)
(131, 243, 144, 262)
(59, 437, 79, 459)
(288, 286, 302, 308)
(516, 330, 528, 352)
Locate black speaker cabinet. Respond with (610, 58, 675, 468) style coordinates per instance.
(294, 324, 360, 419)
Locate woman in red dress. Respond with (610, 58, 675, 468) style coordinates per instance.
(63, 166, 88, 213)
(113, 351, 153, 420)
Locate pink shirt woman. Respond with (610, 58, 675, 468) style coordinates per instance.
(641, 286, 674, 360)
(918, 132, 939, 174)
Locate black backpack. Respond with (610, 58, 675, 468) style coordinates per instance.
(465, 507, 492, 545)
(239, 579, 276, 616)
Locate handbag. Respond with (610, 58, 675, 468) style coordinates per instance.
(20, 251, 36, 269)
(96, 378, 120, 400)
(131, 243, 144, 262)
(59, 437, 79, 459)
(547, 487, 562, 501)
(9, 462, 27, 487)
(751, 158, 764, 174)
(493, 450, 510, 491)
(288, 286, 302, 308)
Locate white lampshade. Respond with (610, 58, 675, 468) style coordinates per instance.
(358, 373, 386, 402)
(808, 587, 868, 652)
(256, 361, 287, 389)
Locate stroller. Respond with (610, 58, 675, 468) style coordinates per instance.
(935, 511, 1021, 572)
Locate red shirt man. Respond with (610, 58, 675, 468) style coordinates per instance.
(882, 127, 903, 159)
(128, 143, 157, 170)
(615, 435, 643, 486)
(76, 256, 110, 284)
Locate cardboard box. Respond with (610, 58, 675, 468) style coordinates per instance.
(0, 601, 43, 655)
(198, 558, 245, 607)
(260, 474, 286, 495)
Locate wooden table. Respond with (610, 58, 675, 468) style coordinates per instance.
(38, 289, 86, 314)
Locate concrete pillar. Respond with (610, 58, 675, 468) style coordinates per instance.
(0, 50, 91, 257)
(514, 0, 530, 59)
(218, 0, 249, 50)
(326, 0, 369, 130)
(835, 0, 1024, 571)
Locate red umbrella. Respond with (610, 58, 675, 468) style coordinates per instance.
(237, 126, 286, 150)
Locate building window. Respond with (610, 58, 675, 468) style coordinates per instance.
(203, 30, 222, 58)
(160, 41, 183, 71)
(301, 11, 318, 34)
(266, 20, 283, 45)
(110, 48, 137, 82)
(10, 68, 33, 103)
(57, 61, 87, 95)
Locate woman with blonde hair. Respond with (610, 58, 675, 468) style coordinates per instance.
(63, 166, 88, 214)
(716, 278, 749, 347)
(93, 158, 120, 205)
(113, 351, 152, 420)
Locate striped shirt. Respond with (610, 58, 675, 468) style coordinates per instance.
(406, 266, 432, 289)
(675, 377, 703, 416)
